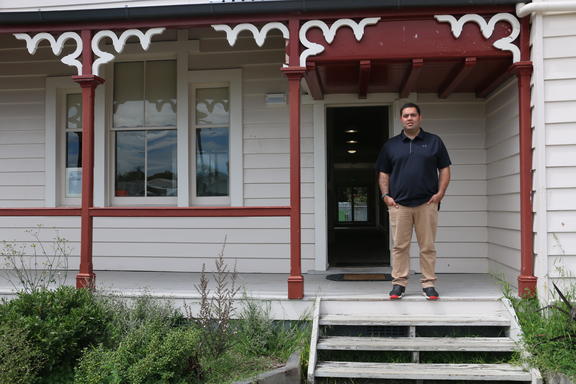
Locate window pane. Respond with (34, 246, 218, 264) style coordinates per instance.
(116, 131, 145, 196)
(196, 88, 229, 126)
(352, 187, 368, 222)
(196, 127, 229, 196)
(66, 132, 82, 198)
(113, 62, 145, 128)
(147, 130, 177, 196)
(66, 132, 82, 168)
(145, 61, 177, 127)
(66, 94, 82, 129)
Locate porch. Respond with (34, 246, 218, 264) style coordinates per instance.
(0, 271, 503, 319)
(0, 1, 537, 300)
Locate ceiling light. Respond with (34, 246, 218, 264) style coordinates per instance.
(345, 129, 358, 133)
(346, 140, 358, 144)
(347, 149, 357, 154)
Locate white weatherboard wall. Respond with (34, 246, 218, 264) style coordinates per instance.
(91, 28, 315, 273)
(410, 94, 489, 273)
(542, 12, 576, 287)
(485, 79, 521, 287)
(0, 33, 68, 207)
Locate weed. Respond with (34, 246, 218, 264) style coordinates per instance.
(508, 290, 576, 379)
(0, 226, 71, 293)
(186, 238, 240, 359)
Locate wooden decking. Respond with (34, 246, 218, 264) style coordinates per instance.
(0, 271, 505, 320)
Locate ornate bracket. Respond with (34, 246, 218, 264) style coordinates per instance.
(299, 18, 380, 67)
(435, 13, 521, 63)
(91, 28, 166, 76)
(211, 22, 289, 47)
(14, 32, 83, 75)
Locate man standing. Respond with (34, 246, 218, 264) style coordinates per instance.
(377, 103, 451, 300)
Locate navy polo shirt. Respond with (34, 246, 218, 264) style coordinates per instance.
(376, 128, 451, 207)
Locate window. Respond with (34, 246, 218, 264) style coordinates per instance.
(192, 86, 230, 203)
(64, 93, 82, 201)
(112, 60, 177, 204)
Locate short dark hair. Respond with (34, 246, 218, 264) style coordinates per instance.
(400, 102, 421, 116)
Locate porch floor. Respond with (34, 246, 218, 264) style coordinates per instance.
(0, 270, 504, 299)
(0, 271, 505, 319)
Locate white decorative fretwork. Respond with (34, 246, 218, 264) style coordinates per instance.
(91, 28, 166, 76)
(14, 32, 83, 75)
(434, 13, 521, 62)
(211, 22, 289, 47)
(299, 18, 380, 67)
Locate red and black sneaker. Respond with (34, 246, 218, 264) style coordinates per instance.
(422, 287, 440, 301)
(389, 285, 405, 300)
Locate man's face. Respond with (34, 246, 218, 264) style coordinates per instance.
(400, 107, 422, 132)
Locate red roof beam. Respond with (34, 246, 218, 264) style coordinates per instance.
(358, 60, 371, 99)
(476, 64, 514, 98)
(304, 62, 324, 100)
(400, 58, 424, 98)
(439, 57, 477, 99)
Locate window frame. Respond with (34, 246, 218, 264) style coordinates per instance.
(188, 69, 243, 207)
(108, 59, 179, 206)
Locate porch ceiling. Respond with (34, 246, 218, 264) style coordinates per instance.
(306, 57, 513, 99)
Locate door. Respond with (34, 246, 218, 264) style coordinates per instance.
(326, 106, 389, 267)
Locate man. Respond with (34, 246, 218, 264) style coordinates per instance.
(377, 102, 451, 300)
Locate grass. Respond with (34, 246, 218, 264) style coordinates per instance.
(508, 293, 576, 380)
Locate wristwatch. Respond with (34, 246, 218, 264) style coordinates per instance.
(381, 193, 390, 199)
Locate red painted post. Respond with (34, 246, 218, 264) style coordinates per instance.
(515, 61, 537, 298)
(515, 17, 537, 298)
(282, 17, 305, 299)
(73, 29, 104, 289)
(282, 67, 306, 300)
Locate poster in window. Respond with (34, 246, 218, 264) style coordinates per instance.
(66, 167, 82, 197)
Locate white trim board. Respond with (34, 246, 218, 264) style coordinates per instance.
(310, 93, 398, 271)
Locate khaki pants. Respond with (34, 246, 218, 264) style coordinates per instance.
(388, 202, 438, 288)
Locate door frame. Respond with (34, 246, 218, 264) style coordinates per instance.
(304, 92, 416, 271)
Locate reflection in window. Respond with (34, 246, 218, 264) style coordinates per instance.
(196, 128, 229, 196)
(337, 186, 368, 223)
(115, 130, 177, 197)
(65, 94, 82, 198)
(113, 60, 177, 198)
(194, 87, 230, 198)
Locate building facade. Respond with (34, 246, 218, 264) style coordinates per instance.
(0, 0, 574, 300)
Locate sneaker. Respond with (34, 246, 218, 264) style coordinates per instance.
(422, 287, 440, 300)
(389, 285, 405, 300)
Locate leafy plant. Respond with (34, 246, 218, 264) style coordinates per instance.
(74, 322, 202, 384)
(0, 323, 44, 384)
(0, 226, 71, 293)
(0, 286, 114, 378)
(508, 285, 576, 380)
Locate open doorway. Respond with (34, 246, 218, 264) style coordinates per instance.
(326, 106, 390, 267)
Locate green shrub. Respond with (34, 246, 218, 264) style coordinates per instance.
(99, 294, 185, 344)
(0, 323, 44, 384)
(510, 295, 576, 379)
(74, 322, 202, 384)
(0, 286, 114, 378)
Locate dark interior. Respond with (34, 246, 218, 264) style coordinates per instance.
(327, 106, 390, 267)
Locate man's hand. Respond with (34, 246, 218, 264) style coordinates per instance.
(427, 192, 444, 205)
(384, 195, 399, 208)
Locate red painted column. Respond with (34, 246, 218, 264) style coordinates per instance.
(515, 61, 537, 298)
(74, 30, 104, 289)
(282, 67, 306, 300)
(515, 17, 537, 298)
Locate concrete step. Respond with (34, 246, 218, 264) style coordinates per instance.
(315, 361, 532, 381)
(320, 314, 511, 327)
(317, 336, 517, 352)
